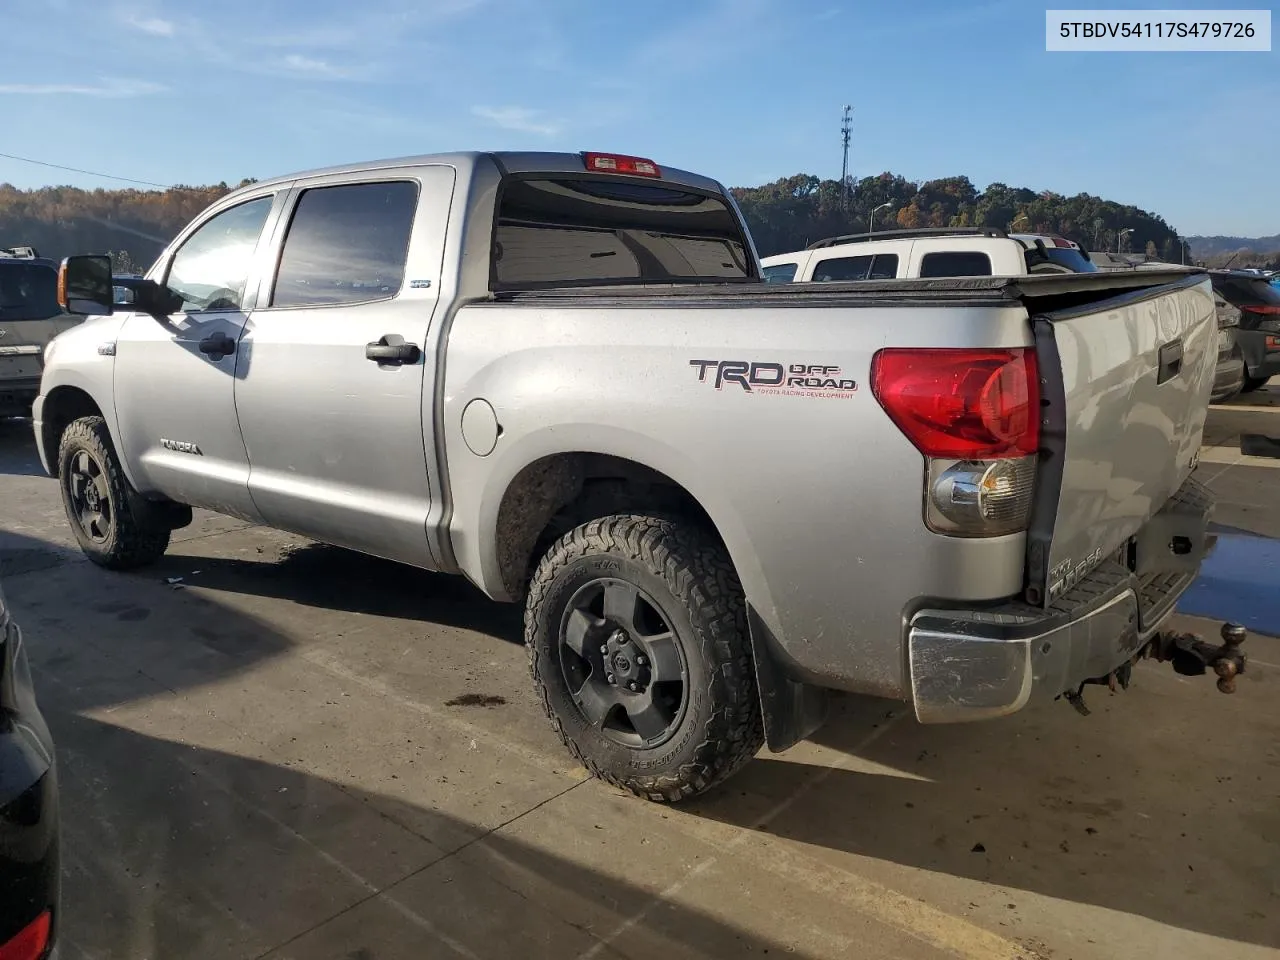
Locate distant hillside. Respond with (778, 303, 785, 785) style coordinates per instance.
(1188, 234, 1280, 258)
(733, 173, 1185, 259)
(0, 181, 249, 273)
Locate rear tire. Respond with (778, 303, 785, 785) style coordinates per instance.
(526, 514, 764, 803)
(1240, 376, 1270, 394)
(57, 416, 171, 569)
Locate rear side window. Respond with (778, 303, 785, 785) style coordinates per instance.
(0, 262, 60, 321)
(919, 251, 993, 278)
(811, 254, 898, 282)
(813, 255, 871, 282)
(869, 254, 899, 279)
(492, 177, 752, 289)
(762, 262, 798, 284)
(272, 180, 418, 308)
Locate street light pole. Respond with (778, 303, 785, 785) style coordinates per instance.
(1118, 228, 1134, 254)
(870, 202, 892, 234)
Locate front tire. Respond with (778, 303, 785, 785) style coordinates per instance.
(1240, 376, 1270, 394)
(57, 416, 171, 569)
(526, 515, 764, 802)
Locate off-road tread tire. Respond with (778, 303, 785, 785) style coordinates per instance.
(57, 415, 170, 570)
(526, 514, 764, 803)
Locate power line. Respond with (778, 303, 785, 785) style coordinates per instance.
(0, 151, 169, 188)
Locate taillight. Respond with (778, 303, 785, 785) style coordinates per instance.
(872, 348, 1040, 538)
(0, 911, 51, 960)
(871, 348, 1039, 459)
(1242, 305, 1280, 315)
(582, 152, 661, 178)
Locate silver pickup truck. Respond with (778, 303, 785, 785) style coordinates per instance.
(37, 151, 1243, 802)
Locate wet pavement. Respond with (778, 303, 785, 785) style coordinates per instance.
(0, 382, 1276, 960)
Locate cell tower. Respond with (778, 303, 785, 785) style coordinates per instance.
(840, 105, 853, 208)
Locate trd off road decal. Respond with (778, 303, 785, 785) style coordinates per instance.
(689, 360, 858, 398)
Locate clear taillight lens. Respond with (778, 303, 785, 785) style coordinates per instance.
(927, 457, 1036, 536)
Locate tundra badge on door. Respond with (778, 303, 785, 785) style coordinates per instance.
(160, 438, 203, 455)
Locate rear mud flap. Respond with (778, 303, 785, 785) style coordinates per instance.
(747, 605, 829, 752)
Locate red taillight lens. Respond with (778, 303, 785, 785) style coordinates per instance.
(871, 348, 1040, 459)
(582, 152, 661, 178)
(1243, 305, 1280, 315)
(0, 911, 51, 960)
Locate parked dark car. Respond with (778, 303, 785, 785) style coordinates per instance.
(0, 577, 58, 960)
(1211, 270, 1280, 393)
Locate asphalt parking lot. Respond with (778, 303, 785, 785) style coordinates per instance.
(1, 389, 1277, 960)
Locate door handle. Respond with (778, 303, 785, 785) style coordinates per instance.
(366, 334, 421, 365)
(1157, 338, 1183, 384)
(198, 332, 237, 360)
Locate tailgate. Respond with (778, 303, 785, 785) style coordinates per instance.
(1025, 274, 1216, 606)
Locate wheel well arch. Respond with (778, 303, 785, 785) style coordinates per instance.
(40, 385, 105, 477)
(494, 451, 721, 601)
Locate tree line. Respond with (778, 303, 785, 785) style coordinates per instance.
(730, 172, 1191, 261)
(0, 170, 1246, 271)
(0, 180, 255, 272)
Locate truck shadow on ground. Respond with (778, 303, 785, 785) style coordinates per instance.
(155, 541, 525, 644)
(8, 527, 802, 960)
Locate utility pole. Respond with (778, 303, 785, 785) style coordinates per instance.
(840, 105, 853, 209)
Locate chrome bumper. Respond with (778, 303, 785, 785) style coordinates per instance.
(907, 565, 1194, 724)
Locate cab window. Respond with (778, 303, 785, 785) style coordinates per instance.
(165, 196, 274, 313)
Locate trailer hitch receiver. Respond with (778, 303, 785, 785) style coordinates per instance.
(1145, 622, 1248, 693)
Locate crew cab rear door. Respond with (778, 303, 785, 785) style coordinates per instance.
(1024, 273, 1217, 607)
(234, 166, 454, 568)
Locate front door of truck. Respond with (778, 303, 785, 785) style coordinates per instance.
(112, 191, 286, 519)
(234, 168, 453, 568)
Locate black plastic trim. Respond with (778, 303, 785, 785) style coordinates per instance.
(1025, 315, 1068, 606)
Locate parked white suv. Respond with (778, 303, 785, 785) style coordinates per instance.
(761, 228, 1097, 283)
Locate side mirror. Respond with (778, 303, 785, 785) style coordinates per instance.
(58, 255, 114, 316)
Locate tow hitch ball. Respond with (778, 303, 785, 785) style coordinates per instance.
(1064, 623, 1247, 716)
(1145, 622, 1248, 693)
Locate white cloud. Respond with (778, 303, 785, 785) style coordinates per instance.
(472, 105, 561, 137)
(282, 54, 351, 78)
(125, 14, 175, 36)
(0, 78, 165, 97)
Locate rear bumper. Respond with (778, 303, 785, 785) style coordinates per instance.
(907, 479, 1212, 724)
(1237, 329, 1280, 380)
(0, 378, 40, 415)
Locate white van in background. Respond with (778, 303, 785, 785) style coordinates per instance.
(760, 227, 1098, 283)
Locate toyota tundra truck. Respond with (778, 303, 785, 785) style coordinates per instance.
(36, 151, 1243, 802)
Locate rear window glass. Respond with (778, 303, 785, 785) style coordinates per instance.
(492, 177, 752, 288)
(919, 251, 993, 278)
(762, 262, 797, 284)
(0, 262, 60, 321)
(1214, 275, 1280, 308)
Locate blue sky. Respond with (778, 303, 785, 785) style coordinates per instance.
(1, 0, 1277, 236)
